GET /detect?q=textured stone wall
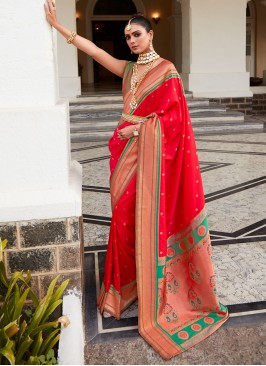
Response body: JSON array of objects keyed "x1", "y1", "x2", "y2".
[
  {"x1": 209, "y1": 94, "x2": 266, "y2": 115},
  {"x1": 209, "y1": 97, "x2": 253, "y2": 115},
  {"x1": 0, "y1": 217, "x2": 83, "y2": 298},
  {"x1": 251, "y1": 94, "x2": 266, "y2": 115}
]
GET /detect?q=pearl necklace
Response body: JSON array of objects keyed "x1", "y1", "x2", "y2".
[
  {"x1": 130, "y1": 61, "x2": 154, "y2": 110},
  {"x1": 137, "y1": 50, "x2": 160, "y2": 65}
]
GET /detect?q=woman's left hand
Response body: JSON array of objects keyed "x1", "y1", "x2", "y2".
[{"x1": 118, "y1": 124, "x2": 140, "y2": 140}]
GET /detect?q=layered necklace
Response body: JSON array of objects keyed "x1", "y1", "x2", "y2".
[
  {"x1": 137, "y1": 50, "x2": 160, "y2": 65},
  {"x1": 130, "y1": 50, "x2": 160, "y2": 110}
]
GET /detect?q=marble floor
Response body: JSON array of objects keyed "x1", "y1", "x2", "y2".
[{"x1": 71, "y1": 130, "x2": 266, "y2": 347}]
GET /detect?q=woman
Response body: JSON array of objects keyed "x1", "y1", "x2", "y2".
[{"x1": 45, "y1": 1, "x2": 229, "y2": 360}]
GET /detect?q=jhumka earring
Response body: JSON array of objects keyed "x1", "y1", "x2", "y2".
[{"x1": 149, "y1": 42, "x2": 153, "y2": 51}]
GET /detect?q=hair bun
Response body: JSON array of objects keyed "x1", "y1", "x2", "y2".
[{"x1": 132, "y1": 12, "x2": 145, "y2": 17}]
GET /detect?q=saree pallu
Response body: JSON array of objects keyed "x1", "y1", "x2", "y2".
[{"x1": 97, "y1": 59, "x2": 229, "y2": 360}]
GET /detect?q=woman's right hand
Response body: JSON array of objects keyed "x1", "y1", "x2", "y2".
[{"x1": 44, "y1": 0, "x2": 59, "y2": 28}]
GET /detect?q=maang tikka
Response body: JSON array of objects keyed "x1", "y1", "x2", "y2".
[{"x1": 126, "y1": 17, "x2": 135, "y2": 31}]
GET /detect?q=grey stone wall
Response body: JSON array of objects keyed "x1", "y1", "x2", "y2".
[{"x1": 0, "y1": 217, "x2": 83, "y2": 298}]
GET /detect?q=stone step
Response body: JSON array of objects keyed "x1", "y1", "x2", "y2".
[
  {"x1": 70, "y1": 92, "x2": 194, "y2": 104},
  {"x1": 69, "y1": 92, "x2": 264, "y2": 142},
  {"x1": 69, "y1": 99, "x2": 211, "y2": 113},
  {"x1": 70, "y1": 110, "x2": 245, "y2": 130},
  {"x1": 70, "y1": 120, "x2": 264, "y2": 142},
  {"x1": 191, "y1": 110, "x2": 245, "y2": 122}
]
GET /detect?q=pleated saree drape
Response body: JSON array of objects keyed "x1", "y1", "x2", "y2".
[{"x1": 97, "y1": 59, "x2": 229, "y2": 360}]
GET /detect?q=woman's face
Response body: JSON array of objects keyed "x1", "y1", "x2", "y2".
[{"x1": 124, "y1": 23, "x2": 153, "y2": 54}]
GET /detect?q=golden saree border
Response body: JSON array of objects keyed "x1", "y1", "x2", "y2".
[
  {"x1": 122, "y1": 59, "x2": 180, "y2": 116},
  {"x1": 136, "y1": 115, "x2": 182, "y2": 359},
  {"x1": 135, "y1": 115, "x2": 229, "y2": 360},
  {"x1": 97, "y1": 281, "x2": 137, "y2": 320},
  {"x1": 110, "y1": 138, "x2": 138, "y2": 210}
]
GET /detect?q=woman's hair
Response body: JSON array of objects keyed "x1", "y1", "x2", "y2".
[{"x1": 128, "y1": 13, "x2": 153, "y2": 32}]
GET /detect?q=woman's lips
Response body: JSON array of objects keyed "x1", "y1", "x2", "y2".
[{"x1": 132, "y1": 46, "x2": 138, "y2": 50}]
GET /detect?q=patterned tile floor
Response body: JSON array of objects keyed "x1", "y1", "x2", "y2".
[{"x1": 71, "y1": 130, "x2": 266, "y2": 353}]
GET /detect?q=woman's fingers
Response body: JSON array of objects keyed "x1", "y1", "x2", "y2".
[
  {"x1": 44, "y1": 2, "x2": 49, "y2": 15},
  {"x1": 118, "y1": 124, "x2": 139, "y2": 140},
  {"x1": 44, "y1": 0, "x2": 57, "y2": 26}
]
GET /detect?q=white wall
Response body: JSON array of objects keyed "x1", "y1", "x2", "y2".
[
  {"x1": 57, "y1": 0, "x2": 81, "y2": 97},
  {"x1": 0, "y1": 0, "x2": 82, "y2": 222}
]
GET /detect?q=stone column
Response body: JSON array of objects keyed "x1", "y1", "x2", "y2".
[
  {"x1": 57, "y1": 0, "x2": 81, "y2": 97},
  {"x1": 179, "y1": 0, "x2": 252, "y2": 97},
  {"x1": 169, "y1": 0, "x2": 182, "y2": 71},
  {"x1": 0, "y1": 0, "x2": 83, "y2": 297}
]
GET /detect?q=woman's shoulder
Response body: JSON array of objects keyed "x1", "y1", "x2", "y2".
[{"x1": 157, "y1": 58, "x2": 181, "y2": 76}]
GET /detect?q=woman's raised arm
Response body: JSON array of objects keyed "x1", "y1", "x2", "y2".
[{"x1": 44, "y1": 0, "x2": 127, "y2": 78}]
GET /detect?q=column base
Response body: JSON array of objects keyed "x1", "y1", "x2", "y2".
[
  {"x1": 0, "y1": 160, "x2": 82, "y2": 222},
  {"x1": 181, "y1": 72, "x2": 253, "y2": 98},
  {"x1": 59, "y1": 76, "x2": 81, "y2": 98}
]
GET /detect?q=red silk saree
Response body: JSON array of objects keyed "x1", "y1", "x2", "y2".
[{"x1": 97, "y1": 59, "x2": 229, "y2": 360}]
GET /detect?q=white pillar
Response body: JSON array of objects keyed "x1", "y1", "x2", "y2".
[
  {"x1": 57, "y1": 0, "x2": 81, "y2": 97},
  {"x1": 0, "y1": 0, "x2": 82, "y2": 222},
  {"x1": 179, "y1": 0, "x2": 252, "y2": 97}
]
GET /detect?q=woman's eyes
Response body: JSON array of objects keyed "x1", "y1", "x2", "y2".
[{"x1": 125, "y1": 33, "x2": 141, "y2": 40}]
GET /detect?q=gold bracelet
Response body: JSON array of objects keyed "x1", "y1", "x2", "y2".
[
  {"x1": 133, "y1": 126, "x2": 139, "y2": 137},
  {"x1": 67, "y1": 31, "x2": 77, "y2": 44}
]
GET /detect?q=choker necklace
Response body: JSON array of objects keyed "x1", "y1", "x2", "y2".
[{"x1": 137, "y1": 50, "x2": 160, "y2": 65}]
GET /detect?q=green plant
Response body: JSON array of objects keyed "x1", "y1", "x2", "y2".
[{"x1": 0, "y1": 239, "x2": 69, "y2": 365}]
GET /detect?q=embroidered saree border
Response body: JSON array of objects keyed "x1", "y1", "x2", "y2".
[
  {"x1": 134, "y1": 68, "x2": 229, "y2": 359},
  {"x1": 134, "y1": 72, "x2": 180, "y2": 112},
  {"x1": 98, "y1": 281, "x2": 137, "y2": 320},
  {"x1": 136, "y1": 116, "x2": 181, "y2": 359},
  {"x1": 110, "y1": 138, "x2": 138, "y2": 210}
]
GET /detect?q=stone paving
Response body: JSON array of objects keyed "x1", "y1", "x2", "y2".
[{"x1": 70, "y1": 90, "x2": 266, "y2": 364}]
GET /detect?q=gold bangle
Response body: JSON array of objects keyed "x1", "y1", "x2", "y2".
[{"x1": 67, "y1": 31, "x2": 77, "y2": 44}]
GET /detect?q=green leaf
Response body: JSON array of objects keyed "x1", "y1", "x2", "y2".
[
  {"x1": 16, "y1": 336, "x2": 33, "y2": 363},
  {"x1": 12, "y1": 287, "x2": 30, "y2": 321},
  {"x1": 5, "y1": 271, "x2": 27, "y2": 302},
  {"x1": 13, "y1": 283, "x2": 20, "y2": 309},
  {"x1": 28, "y1": 355, "x2": 41, "y2": 365},
  {"x1": 50, "y1": 279, "x2": 69, "y2": 305},
  {"x1": 26, "y1": 276, "x2": 60, "y2": 336},
  {"x1": 0, "y1": 261, "x2": 8, "y2": 287},
  {"x1": 0, "y1": 346, "x2": 15, "y2": 365},
  {"x1": 39, "y1": 328, "x2": 60, "y2": 355},
  {"x1": 38, "y1": 354, "x2": 46, "y2": 363},
  {"x1": 0, "y1": 330, "x2": 9, "y2": 346},
  {"x1": 16, "y1": 320, "x2": 27, "y2": 347},
  {"x1": 42, "y1": 299, "x2": 62, "y2": 324},
  {"x1": 31, "y1": 331, "x2": 43, "y2": 356},
  {"x1": 44, "y1": 333, "x2": 60, "y2": 357},
  {"x1": 29, "y1": 321, "x2": 59, "y2": 338},
  {"x1": 1, "y1": 238, "x2": 8, "y2": 250},
  {"x1": 27, "y1": 287, "x2": 39, "y2": 308},
  {"x1": 47, "y1": 349, "x2": 55, "y2": 359}
]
